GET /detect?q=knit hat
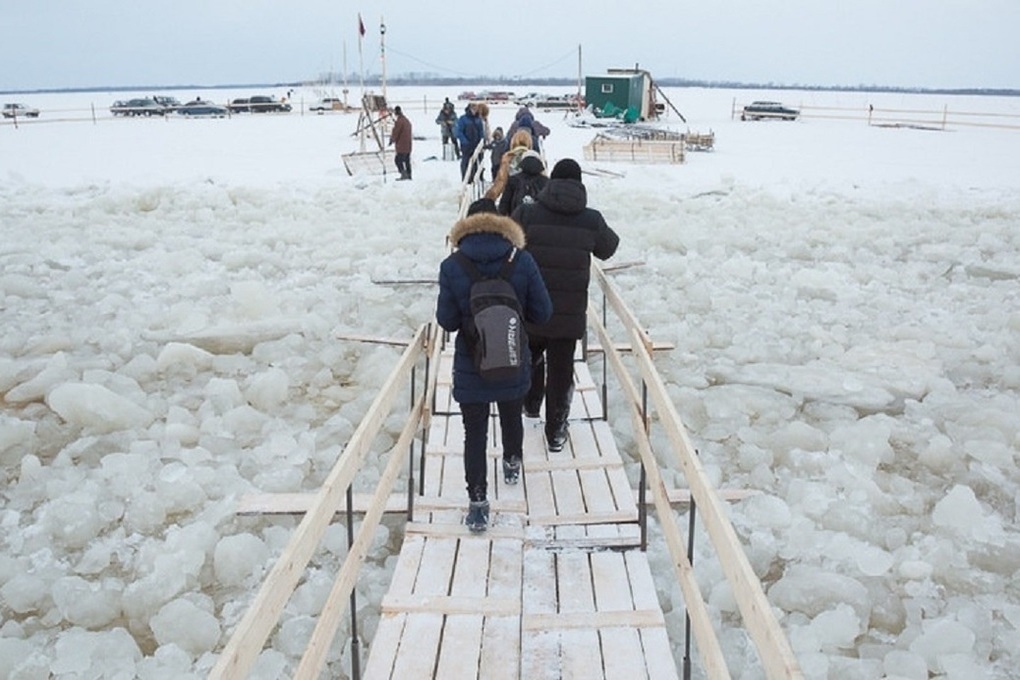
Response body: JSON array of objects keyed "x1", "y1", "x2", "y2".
[
  {"x1": 551, "y1": 158, "x2": 582, "y2": 181},
  {"x1": 467, "y1": 198, "x2": 497, "y2": 216}
]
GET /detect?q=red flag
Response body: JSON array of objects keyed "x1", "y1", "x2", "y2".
[{"x1": 358, "y1": 14, "x2": 366, "y2": 37}]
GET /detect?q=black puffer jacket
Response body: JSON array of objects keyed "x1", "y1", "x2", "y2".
[{"x1": 511, "y1": 178, "x2": 620, "y2": 339}]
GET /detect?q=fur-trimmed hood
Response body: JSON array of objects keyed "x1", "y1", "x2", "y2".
[{"x1": 449, "y1": 212, "x2": 526, "y2": 249}]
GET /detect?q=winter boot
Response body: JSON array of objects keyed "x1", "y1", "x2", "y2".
[
  {"x1": 546, "y1": 421, "x2": 568, "y2": 452},
  {"x1": 466, "y1": 500, "x2": 490, "y2": 532},
  {"x1": 502, "y1": 457, "x2": 521, "y2": 485}
]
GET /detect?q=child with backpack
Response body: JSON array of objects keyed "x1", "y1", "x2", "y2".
[{"x1": 436, "y1": 198, "x2": 552, "y2": 532}]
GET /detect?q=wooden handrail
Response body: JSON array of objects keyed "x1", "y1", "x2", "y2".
[
  {"x1": 588, "y1": 264, "x2": 803, "y2": 679},
  {"x1": 210, "y1": 324, "x2": 433, "y2": 679}
]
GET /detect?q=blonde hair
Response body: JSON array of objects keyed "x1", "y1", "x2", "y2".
[{"x1": 509, "y1": 129, "x2": 532, "y2": 151}]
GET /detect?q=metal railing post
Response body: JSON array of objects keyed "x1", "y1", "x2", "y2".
[{"x1": 345, "y1": 486, "x2": 361, "y2": 680}]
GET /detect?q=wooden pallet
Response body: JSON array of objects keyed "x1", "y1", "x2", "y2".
[{"x1": 582, "y1": 136, "x2": 685, "y2": 165}]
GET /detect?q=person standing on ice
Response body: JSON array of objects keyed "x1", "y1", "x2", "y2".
[
  {"x1": 389, "y1": 106, "x2": 413, "y2": 180},
  {"x1": 435, "y1": 198, "x2": 552, "y2": 532},
  {"x1": 506, "y1": 105, "x2": 549, "y2": 152},
  {"x1": 511, "y1": 158, "x2": 619, "y2": 453},
  {"x1": 435, "y1": 99, "x2": 460, "y2": 159}
]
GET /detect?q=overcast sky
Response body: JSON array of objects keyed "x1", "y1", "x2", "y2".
[{"x1": 3, "y1": 1, "x2": 1018, "y2": 92}]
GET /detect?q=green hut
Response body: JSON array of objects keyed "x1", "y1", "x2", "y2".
[{"x1": 584, "y1": 70, "x2": 648, "y2": 122}]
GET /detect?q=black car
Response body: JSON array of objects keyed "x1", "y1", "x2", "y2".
[
  {"x1": 248, "y1": 95, "x2": 292, "y2": 113},
  {"x1": 741, "y1": 101, "x2": 799, "y2": 121},
  {"x1": 228, "y1": 98, "x2": 251, "y2": 114},
  {"x1": 110, "y1": 98, "x2": 167, "y2": 117}
]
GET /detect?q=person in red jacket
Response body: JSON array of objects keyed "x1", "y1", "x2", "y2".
[{"x1": 389, "y1": 106, "x2": 413, "y2": 180}]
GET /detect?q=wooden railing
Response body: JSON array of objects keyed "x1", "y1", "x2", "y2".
[
  {"x1": 588, "y1": 263, "x2": 803, "y2": 679},
  {"x1": 210, "y1": 323, "x2": 440, "y2": 680}
]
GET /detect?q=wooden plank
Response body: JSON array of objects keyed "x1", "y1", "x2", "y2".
[
  {"x1": 550, "y1": 468, "x2": 585, "y2": 517},
  {"x1": 602, "y1": 626, "x2": 648, "y2": 680},
  {"x1": 591, "y1": 551, "x2": 634, "y2": 612},
  {"x1": 479, "y1": 616, "x2": 521, "y2": 680},
  {"x1": 388, "y1": 612, "x2": 444, "y2": 678},
  {"x1": 405, "y1": 522, "x2": 526, "y2": 541},
  {"x1": 382, "y1": 595, "x2": 519, "y2": 616},
  {"x1": 523, "y1": 609, "x2": 667, "y2": 631},
  {"x1": 436, "y1": 614, "x2": 485, "y2": 680},
  {"x1": 360, "y1": 613, "x2": 404, "y2": 679}
]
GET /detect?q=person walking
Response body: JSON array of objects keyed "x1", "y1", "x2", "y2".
[
  {"x1": 484, "y1": 129, "x2": 533, "y2": 205},
  {"x1": 497, "y1": 150, "x2": 547, "y2": 216},
  {"x1": 506, "y1": 105, "x2": 550, "y2": 152},
  {"x1": 511, "y1": 158, "x2": 619, "y2": 452},
  {"x1": 389, "y1": 106, "x2": 413, "y2": 180},
  {"x1": 455, "y1": 103, "x2": 485, "y2": 183},
  {"x1": 436, "y1": 199, "x2": 552, "y2": 532}
]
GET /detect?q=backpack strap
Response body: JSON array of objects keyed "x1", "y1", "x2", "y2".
[
  {"x1": 454, "y1": 250, "x2": 483, "y2": 282},
  {"x1": 455, "y1": 249, "x2": 518, "y2": 282},
  {"x1": 498, "y1": 248, "x2": 518, "y2": 280}
]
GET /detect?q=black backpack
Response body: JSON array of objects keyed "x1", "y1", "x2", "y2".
[
  {"x1": 455, "y1": 250, "x2": 526, "y2": 382},
  {"x1": 512, "y1": 174, "x2": 547, "y2": 212}
]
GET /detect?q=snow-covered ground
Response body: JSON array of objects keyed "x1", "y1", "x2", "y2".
[{"x1": 2, "y1": 84, "x2": 1019, "y2": 679}]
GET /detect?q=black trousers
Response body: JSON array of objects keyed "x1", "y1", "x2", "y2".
[
  {"x1": 395, "y1": 152, "x2": 411, "y2": 177},
  {"x1": 525, "y1": 336, "x2": 576, "y2": 435},
  {"x1": 460, "y1": 398, "x2": 523, "y2": 501}
]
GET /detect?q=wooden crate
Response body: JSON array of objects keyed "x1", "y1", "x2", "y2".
[{"x1": 583, "y1": 136, "x2": 685, "y2": 164}]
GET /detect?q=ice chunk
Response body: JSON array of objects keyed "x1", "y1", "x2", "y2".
[
  {"x1": 909, "y1": 618, "x2": 976, "y2": 673},
  {"x1": 1, "y1": 572, "x2": 48, "y2": 614},
  {"x1": 810, "y1": 603, "x2": 862, "y2": 650},
  {"x1": 46, "y1": 382, "x2": 154, "y2": 433},
  {"x1": 245, "y1": 367, "x2": 290, "y2": 412},
  {"x1": 214, "y1": 533, "x2": 269, "y2": 587},
  {"x1": 50, "y1": 627, "x2": 141, "y2": 677},
  {"x1": 150, "y1": 598, "x2": 222, "y2": 657},
  {"x1": 156, "y1": 342, "x2": 215, "y2": 373},
  {"x1": 769, "y1": 565, "x2": 871, "y2": 620},
  {"x1": 51, "y1": 575, "x2": 121, "y2": 628},
  {"x1": 882, "y1": 649, "x2": 928, "y2": 679}
]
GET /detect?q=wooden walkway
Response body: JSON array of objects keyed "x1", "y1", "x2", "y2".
[{"x1": 362, "y1": 345, "x2": 680, "y2": 679}]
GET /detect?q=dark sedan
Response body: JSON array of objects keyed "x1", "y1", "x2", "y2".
[
  {"x1": 741, "y1": 101, "x2": 800, "y2": 121},
  {"x1": 176, "y1": 100, "x2": 228, "y2": 117},
  {"x1": 110, "y1": 98, "x2": 166, "y2": 117},
  {"x1": 248, "y1": 95, "x2": 291, "y2": 113}
]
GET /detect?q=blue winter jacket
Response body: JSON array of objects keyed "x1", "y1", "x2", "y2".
[
  {"x1": 437, "y1": 212, "x2": 552, "y2": 404},
  {"x1": 454, "y1": 108, "x2": 485, "y2": 155}
]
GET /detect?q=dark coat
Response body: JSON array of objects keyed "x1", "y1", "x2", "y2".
[
  {"x1": 511, "y1": 178, "x2": 619, "y2": 339},
  {"x1": 506, "y1": 107, "x2": 550, "y2": 149},
  {"x1": 437, "y1": 213, "x2": 553, "y2": 404},
  {"x1": 498, "y1": 153, "x2": 547, "y2": 216},
  {"x1": 390, "y1": 113, "x2": 412, "y2": 154},
  {"x1": 454, "y1": 108, "x2": 485, "y2": 154}
]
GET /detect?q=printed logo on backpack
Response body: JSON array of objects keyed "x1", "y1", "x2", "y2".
[{"x1": 455, "y1": 250, "x2": 527, "y2": 382}]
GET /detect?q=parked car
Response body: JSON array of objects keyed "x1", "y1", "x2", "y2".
[
  {"x1": 153, "y1": 96, "x2": 181, "y2": 111},
  {"x1": 248, "y1": 95, "x2": 291, "y2": 113},
  {"x1": 475, "y1": 90, "x2": 514, "y2": 102},
  {"x1": 176, "y1": 100, "x2": 228, "y2": 117},
  {"x1": 227, "y1": 98, "x2": 250, "y2": 114},
  {"x1": 741, "y1": 101, "x2": 799, "y2": 121},
  {"x1": 3, "y1": 103, "x2": 40, "y2": 119},
  {"x1": 456, "y1": 91, "x2": 476, "y2": 101},
  {"x1": 310, "y1": 97, "x2": 344, "y2": 112},
  {"x1": 110, "y1": 98, "x2": 166, "y2": 117}
]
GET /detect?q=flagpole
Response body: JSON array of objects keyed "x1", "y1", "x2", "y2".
[
  {"x1": 357, "y1": 13, "x2": 366, "y2": 94},
  {"x1": 380, "y1": 17, "x2": 387, "y2": 104}
]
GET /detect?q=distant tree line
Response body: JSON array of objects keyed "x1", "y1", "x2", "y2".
[{"x1": 6, "y1": 75, "x2": 1016, "y2": 99}]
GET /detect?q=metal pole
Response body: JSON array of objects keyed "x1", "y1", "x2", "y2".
[
  {"x1": 683, "y1": 497, "x2": 697, "y2": 680},
  {"x1": 639, "y1": 380, "x2": 649, "y2": 550},
  {"x1": 346, "y1": 486, "x2": 361, "y2": 680}
]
